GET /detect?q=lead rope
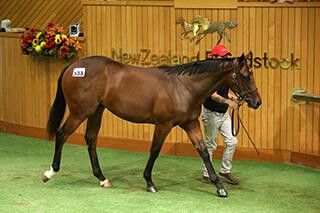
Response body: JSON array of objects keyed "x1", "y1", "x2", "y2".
[
  {"x1": 231, "y1": 108, "x2": 240, "y2": 136},
  {"x1": 230, "y1": 60, "x2": 260, "y2": 155},
  {"x1": 231, "y1": 107, "x2": 260, "y2": 155}
]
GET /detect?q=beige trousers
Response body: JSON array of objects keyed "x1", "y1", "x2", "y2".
[{"x1": 202, "y1": 107, "x2": 238, "y2": 176}]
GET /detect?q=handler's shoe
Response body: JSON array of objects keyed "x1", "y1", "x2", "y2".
[{"x1": 219, "y1": 172, "x2": 239, "y2": 185}]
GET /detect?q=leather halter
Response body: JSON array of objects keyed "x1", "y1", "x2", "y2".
[{"x1": 231, "y1": 59, "x2": 258, "y2": 102}]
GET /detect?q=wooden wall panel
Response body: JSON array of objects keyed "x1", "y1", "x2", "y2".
[
  {"x1": 0, "y1": 1, "x2": 319, "y2": 158},
  {"x1": 0, "y1": 35, "x2": 49, "y2": 127},
  {"x1": 0, "y1": 0, "x2": 82, "y2": 30}
]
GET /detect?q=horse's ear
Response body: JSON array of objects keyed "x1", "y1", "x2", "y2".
[
  {"x1": 245, "y1": 50, "x2": 252, "y2": 59},
  {"x1": 239, "y1": 53, "x2": 245, "y2": 64}
]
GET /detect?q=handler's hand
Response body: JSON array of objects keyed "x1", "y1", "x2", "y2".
[
  {"x1": 226, "y1": 99, "x2": 239, "y2": 109},
  {"x1": 230, "y1": 96, "x2": 244, "y2": 107}
]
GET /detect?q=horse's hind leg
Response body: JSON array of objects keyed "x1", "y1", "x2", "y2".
[
  {"x1": 84, "y1": 105, "x2": 111, "y2": 188},
  {"x1": 43, "y1": 115, "x2": 84, "y2": 182},
  {"x1": 143, "y1": 123, "x2": 172, "y2": 192}
]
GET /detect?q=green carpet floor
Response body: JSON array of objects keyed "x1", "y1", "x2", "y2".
[{"x1": 0, "y1": 132, "x2": 319, "y2": 213}]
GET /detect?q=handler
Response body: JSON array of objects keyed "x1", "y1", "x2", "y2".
[{"x1": 202, "y1": 44, "x2": 242, "y2": 185}]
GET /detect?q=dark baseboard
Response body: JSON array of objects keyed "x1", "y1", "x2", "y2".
[{"x1": 291, "y1": 152, "x2": 320, "y2": 169}]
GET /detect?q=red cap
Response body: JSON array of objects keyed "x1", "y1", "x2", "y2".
[{"x1": 208, "y1": 44, "x2": 231, "y2": 57}]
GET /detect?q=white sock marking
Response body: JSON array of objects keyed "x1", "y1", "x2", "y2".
[
  {"x1": 44, "y1": 166, "x2": 56, "y2": 179},
  {"x1": 100, "y1": 179, "x2": 110, "y2": 187}
]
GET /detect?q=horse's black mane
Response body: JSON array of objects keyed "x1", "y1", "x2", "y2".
[{"x1": 158, "y1": 57, "x2": 236, "y2": 76}]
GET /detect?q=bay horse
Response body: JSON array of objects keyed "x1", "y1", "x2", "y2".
[{"x1": 43, "y1": 53, "x2": 261, "y2": 197}]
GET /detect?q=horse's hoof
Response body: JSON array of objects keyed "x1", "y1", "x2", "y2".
[
  {"x1": 43, "y1": 166, "x2": 55, "y2": 183},
  {"x1": 146, "y1": 186, "x2": 158, "y2": 193},
  {"x1": 42, "y1": 175, "x2": 50, "y2": 183},
  {"x1": 100, "y1": 179, "x2": 112, "y2": 188},
  {"x1": 217, "y1": 188, "x2": 228, "y2": 197}
]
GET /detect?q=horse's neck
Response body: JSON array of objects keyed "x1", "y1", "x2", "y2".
[{"x1": 177, "y1": 70, "x2": 228, "y2": 108}]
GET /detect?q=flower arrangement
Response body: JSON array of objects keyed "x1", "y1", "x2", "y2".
[{"x1": 20, "y1": 22, "x2": 81, "y2": 62}]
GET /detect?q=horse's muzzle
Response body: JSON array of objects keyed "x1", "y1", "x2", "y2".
[{"x1": 247, "y1": 98, "x2": 261, "y2": 109}]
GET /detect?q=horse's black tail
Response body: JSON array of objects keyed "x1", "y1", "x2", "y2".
[{"x1": 47, "y1": 65, "x2": 69, "y2": 138}]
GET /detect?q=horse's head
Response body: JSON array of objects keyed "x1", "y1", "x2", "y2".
[{"x1": 226, "y1": 52, "x2": 261, "y2": 109}]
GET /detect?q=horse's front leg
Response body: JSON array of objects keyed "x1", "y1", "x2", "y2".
[
  {"x1": 143, "y1": 123, "x2": 172, "y2": 192},
  {"x1": 180, "y1": 119, "x2": 228, "y2": 197}
]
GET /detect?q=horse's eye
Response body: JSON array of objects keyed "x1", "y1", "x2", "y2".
[
  {"x1": 242, "y1": 73, "x2": 250, "y2": 80},
  {"x1": 242, "y1": 68, "x2": 253, "y2": 80}
]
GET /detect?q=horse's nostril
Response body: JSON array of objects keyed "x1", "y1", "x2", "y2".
[{"x1": 256, "y1": 100, "x2": 261, "y2": 107}]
